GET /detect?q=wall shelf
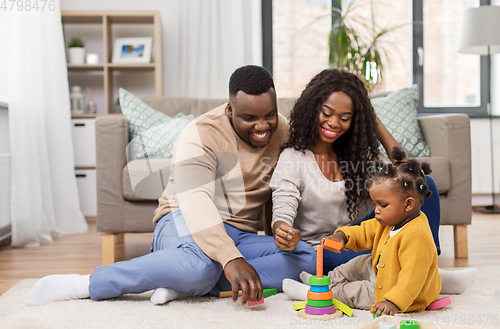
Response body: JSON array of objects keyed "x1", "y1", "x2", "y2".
[
  {"x1": 62, "y1": 10, "x2": 163, "y2": 117},
  {"x1": 62, "y1": 10, "x2": 163, "y2": 217},
  {"x1": 67, "y1": 64, "x2": 105, "y2": 71}
]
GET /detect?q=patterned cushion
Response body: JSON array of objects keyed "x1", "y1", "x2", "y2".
[
  {"x1": 119, "y1": 88, "x2": 190, "y2": 160},
  {"x1": 371, "y1": 85, "x2": 431, "y2": 157}
]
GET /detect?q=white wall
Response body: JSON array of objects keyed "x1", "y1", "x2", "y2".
[
  {"x1": 470, "y1": 118, "x2": 500, "y2": 206},
  {"x1": 493, "y1": 54, "x2": 500, "y2": 115},
  {"x1": 492, "y1": 0, "x2": 500, "y2": 115},
  {"x1": 470, "y1": 0, "x2": 500, "y2": 205}
]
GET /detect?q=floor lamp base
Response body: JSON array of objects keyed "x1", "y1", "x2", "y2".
[{"x1": 475, "y1": 205, "x2": 500, "y2": 214}]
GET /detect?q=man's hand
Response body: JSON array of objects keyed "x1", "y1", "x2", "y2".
[
  {"x1": 372, "y1": 300, "x2": 399, "y2": 316},
  {"x1": 224, "y1": 258, "x2": 263, "y2": 305},
  {"x1": 273, "y1": 222, "x2": 301, "y2": 251},
  {"x1": 321, "y1": 232, "x2": 346, "y2": 251}
]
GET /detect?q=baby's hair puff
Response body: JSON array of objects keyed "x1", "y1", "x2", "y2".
[{"x1": 373, "y1": 146, "x2": 432, "y2": 202}]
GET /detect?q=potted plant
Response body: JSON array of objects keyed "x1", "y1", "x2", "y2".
[
  {"x1": 328, "y1": 0, "x2": 408, "y2": 91},
  {"x1": 68, "y1": 37, "x2": 85, "y2": 64}
]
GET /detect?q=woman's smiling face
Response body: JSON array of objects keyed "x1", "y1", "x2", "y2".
[{"x1": 316, "y1": 91, "x2": 354, "y2": 145}]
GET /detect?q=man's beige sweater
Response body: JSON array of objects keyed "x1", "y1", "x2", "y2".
[{"x1": 152, "y1": 105, "x2": 289, "y2": 267}]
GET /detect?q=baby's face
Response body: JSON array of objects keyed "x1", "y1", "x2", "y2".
[{"x1": 369, "y1": 180, "x2": 408, "y2": 228}]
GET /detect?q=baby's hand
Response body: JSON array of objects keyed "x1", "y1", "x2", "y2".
[
  {"x1": 372, "y1": 300, "x2": 399, "y2": 316},
  {"x1": 321, "y1": 232, "x2": 346, "y2": 251},
  {"x1": 274, "y1": 223, "x2": 301, "y2": 251}
]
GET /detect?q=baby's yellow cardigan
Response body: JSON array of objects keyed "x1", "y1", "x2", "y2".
[{"x1": 336, "y1": 212, "x2": 441, "y2": 312}]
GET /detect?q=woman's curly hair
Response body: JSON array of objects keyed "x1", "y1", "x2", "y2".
[{"x1": 282, "y1": 68, "x2": 380, "y2": 223}]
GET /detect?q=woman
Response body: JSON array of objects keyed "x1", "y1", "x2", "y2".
[{"x1": 270, "y1": 68, "x2": 441, "y2": 272}]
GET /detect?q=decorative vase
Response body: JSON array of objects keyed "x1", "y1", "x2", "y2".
[
  {"x1": 70, "y1": 86, "x2": 85, "y2": 114},
  {"x1": 68, "y1": 47, "x2": 85, "y2": 64}
]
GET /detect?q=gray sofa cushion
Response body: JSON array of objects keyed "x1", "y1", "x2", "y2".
[
  {"x1": 123, "y1": 159, "x2": 171, "y2": 201},
  {"x1": 417, "y1": 156, "x2": 450, "y2": 194}
]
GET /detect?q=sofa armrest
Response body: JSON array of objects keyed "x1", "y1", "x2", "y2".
[
  {"x1": 418, "y1": 114, "x2": 472, "y2": 225},
  {"x1": 95, "y1": 115, "x2": 129, "y2": 232}
]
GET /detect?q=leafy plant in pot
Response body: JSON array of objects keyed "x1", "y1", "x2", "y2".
[
  {"x1": 329, "y1": 0, "x2": 408, "y2": 92},
  {"x1": 68, "y1": 37, "x2": 86, "y2": 65}
]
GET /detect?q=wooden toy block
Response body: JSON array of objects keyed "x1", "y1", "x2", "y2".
[
  {"x1": 218, "y1": 290, "x2": 242, "y2": 298},
  {"x1": 425, "y1": 296, "x2": 451, "y2": 310},
  {"x1": 297, "y1": 309, "x2": 342, "y2": 320},
  {"x1": 332, "y1": 298, "x2": 354, "y2": 316},
  {"x1": 317, "y1": 245, "x2": 324, "y2": 278},
  {"x1": 309, "y1": 275, "x2": 330, "y2": 286},
  {"x1": 247, "y1": 297, "x2": 264, "y2": 306},
  {"x1": 305, "y1": 304, "x2": 335, "y2": 315},
  {"x1": 263, "y1": 288, "x2": 278, "y2": 298},
  {"x1": 310, "y1": 285, "x2": 330, "y2": 293},
  {"x1": 323, "y1": 239, "x2": 342, "y2": 253},
  {"x1": 355, "y1": 315, "x2": 483, "y2": 329},
  {"x1": 293, "y1": 301, "x2": 306, "y2": 311},
  {"x1": 307, "y1": 290, "x2": 333, "y2": 301},
  {"x1": 399, "y1": 320, "x2": 419, "y2": 329},
  {"x1": 307, "y1": 299, "x2": 333, "y2": 307},
  {"x1": 220, "y1": 288, "x2": 277, "y2": 299}
]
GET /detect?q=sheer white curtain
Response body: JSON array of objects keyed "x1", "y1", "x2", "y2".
[
  {"x1": 5, "y1": 1, "x2": 88, "y2": 247},
  {"x1": 178, "y1": 0, "x2": 262, "y2": 98}
]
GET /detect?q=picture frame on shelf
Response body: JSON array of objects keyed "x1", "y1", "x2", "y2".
[{"x1": 112, "y1": 37, "x2": 153, "y2": 63}]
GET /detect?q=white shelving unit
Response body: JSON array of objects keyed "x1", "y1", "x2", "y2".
[{"x1": 62, "y1": 11, "x2": 163, "y2": 217}]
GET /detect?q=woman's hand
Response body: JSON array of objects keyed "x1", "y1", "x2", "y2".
[
  {"x1": 273, "y1": 222, "x2": 301, "y2": 251},
  {"x1": 372, "y1": 300, "x2": 400, "y2": 316},
  {"x1": 321, "y1": 232, "x2": 347, "y2": 251}
]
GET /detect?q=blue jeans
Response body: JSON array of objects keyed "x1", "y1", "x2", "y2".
[
  {"x1": 89, "y1": 209, "x2": 316, "y2": 300},
  {"x1": 322, "y1": 175, "x2": 441, "y2": 274}
]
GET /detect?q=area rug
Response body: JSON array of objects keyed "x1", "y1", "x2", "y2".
[{"x1": 1, "y1": 267, "x2": 499, "y2": 329}]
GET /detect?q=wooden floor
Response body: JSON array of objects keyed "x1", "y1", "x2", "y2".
[{"x1": 1, "y1": 211, "x2": 499, "y2": 295}]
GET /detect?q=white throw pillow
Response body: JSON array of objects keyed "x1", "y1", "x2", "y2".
[
  {"x1": 371, "y1": 85, "x2": 431, "y2": 157},
  {"x1": 119, "y1": 88, "x2": 190, "y2": 160}
]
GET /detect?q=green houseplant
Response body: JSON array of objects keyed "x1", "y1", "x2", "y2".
[
  {"x1": 68, "y1": 37, "x2": 85, "y2": 48},
  {"x1": 328, "y1": 0, "x2": 408, "y2": 91},
  {"x1": 68, "y1": 37, "x2": 86, "y2": 64}
]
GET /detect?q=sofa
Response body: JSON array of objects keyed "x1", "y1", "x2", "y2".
[{"x1": 95, "y1": 95, "x2": 471, "y2": 265}]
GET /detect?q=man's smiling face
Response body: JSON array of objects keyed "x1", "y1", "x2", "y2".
[{"x1": 226, "y1": 88, "x2": 278, "y2": 148}]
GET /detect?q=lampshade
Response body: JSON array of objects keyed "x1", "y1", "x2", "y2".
[{"x1": 457, "y1": 5, "x2": 500, "y2": 55}]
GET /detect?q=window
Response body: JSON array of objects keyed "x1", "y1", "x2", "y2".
[
  {"x1": 264, "y1": 0, "x2": 489, "y2": 115},
  {"x1": 333, "y1": 0, "x2": 412, "y2": 93},
  {"x1": 414, "y1": 0, "x2": 488, "y2": 115},
  {"x1": 271, "y1": 0, "x2": 332, "y2": 98}
]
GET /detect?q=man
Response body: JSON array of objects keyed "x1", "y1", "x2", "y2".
[{"x1": 28, "y1": 65, "x2": 316, "y2": 306}]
